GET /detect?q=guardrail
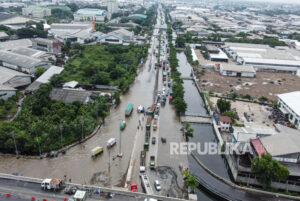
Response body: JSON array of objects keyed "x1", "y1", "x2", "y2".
[{"x1": 0, "y1": 173, "x2": 186, "y2": 201}]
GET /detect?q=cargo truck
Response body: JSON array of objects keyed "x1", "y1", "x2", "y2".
[
  {"x1": 147, "y1": 104, "x2": 156, "y2": 116},
  {"x1": 41, "y1": 178, "x2": 64, "y2": 190},
  {"x1": 146, "y1": 116, "x2": 152, "y2": 130},
  {"x1": 140, "y1": 151, "x2": 146, "y2": 173},
  {"x1": 91, "y1": 146, "x2": 104, "y2": 158}
]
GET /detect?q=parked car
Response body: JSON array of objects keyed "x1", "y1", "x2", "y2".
[
  {"x1": 161, "y1": 137, "x2": 166, "y2": 143},
  {"x1": 154, "y1": 180, "x2": 161, "y2": 191},
  {"x1": 152, "y1": 137, "x2": 156, "y2": 145}
]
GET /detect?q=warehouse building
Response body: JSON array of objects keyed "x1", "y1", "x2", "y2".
[
  {"x1": 32, "y1": 38, "x2": 62, "y2": 54},
  {"x1": 0, "y1": 50, "x2": 49, "y2": 74},
  {"x1": 49, "y1": 23, "x2": 94, "y2": 44},
  {"x1": 224, "y1": 43, "x2": 300, "y2": 72},
  {"x1": 96, "y1": 29, "x2": 134, "y2": 45},
  {"x1": 74, "y1": 9, "x2": 107, "y2": 22},
  {"x1": 0, "y1": 67, "x2": 32, "y2": 100},
  {"x1": 277, "y1": 91, "x2": 300, "y2": 129},
  {"x1": 50, "y1": 88, "x2": 92, "y2": 104},
  {"x1": 0, "y1": 39, "x2": 32, "y2": 50},
  {"x1": 22, "y1": 6, "x2": 51, "y2": 18},
  {"x1": 209, "y1": 48, "x2": 228, "y2": 62},
  {"x1": 219, "y1": 64, "x2": 256, "y2": 77}
]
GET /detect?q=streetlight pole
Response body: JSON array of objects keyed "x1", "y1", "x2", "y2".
[
  {"x1": 117, "y1": 119, "x2": 123, "y2": 158},
  {"x1": 11, "y1": 131, "x2": 19, "y2": 159}
]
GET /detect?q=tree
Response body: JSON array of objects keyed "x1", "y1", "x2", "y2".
[
  {"x1": 175, "y1": 36, "x2": 185, "y2": 48},
  {"x1": 174, "y1": 98, "x2": 187, "y2": 114},
  {"x1": 251, "y1": 153, "x2": 289, "y2": 188},
  {"x1": 217, "y1": 99, "x2": 231, "y2": 113},
  {"x1": 258, "y1": 96, "x2": 269, "y2": 103},
  {"x1": 35, "y1": 67, "x2": 46, "y2": 78},
  {"x1": 185, "y1": 175, "x2": 199, "y2": 192},
  {"x1": 184, "y1": 122, "x2": 194, "y2": 137},
  {"x1": 113, "y1": 91, "x2": 121, "y2": 106}
]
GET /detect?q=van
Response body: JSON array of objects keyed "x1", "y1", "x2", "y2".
[{"x1": 107, "y1": 138, "x2": 116, "y2": 148}]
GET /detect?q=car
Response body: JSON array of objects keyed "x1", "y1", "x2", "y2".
[
  {"x1": 154, "y1": 180, "x2": 161, "y2": 191},
  {"x1": 154, "y1": 114, "x2": 159, "y2": 120},
  {"x1": 161, "y1": 137, "x2": 166, "y2": 143},
  {"x1": 152, "y1": 137, "x2": 156, "y2": 145},
  {"x1": 162, "y1": 87, "x2": 166, "y2": 92}
]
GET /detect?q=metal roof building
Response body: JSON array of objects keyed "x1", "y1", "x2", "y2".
[
  {"x1": 50, "y1": 88, "x2": 92, "y2": 104},
  {"x1": 26, "y1": 66, "x2": 63, "y2": 92},
  {"x1": 0, "y1": 50, "x2": 49, "y2": 74},
  {"x1": 260, "y1": 133, "x2": 300, "y2": 163},
  {"x1": 0, "y1": 39, "x2": 32, "y2": 50}
]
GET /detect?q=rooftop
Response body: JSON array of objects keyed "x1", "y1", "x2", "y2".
[
  {"x1": 0, "y1": 50, "x2": 45, "y2": 69},
  {"x1": 250, "y1": 139, "x2": 267, "y2": 157},
  {"x1": 11, "y1": 47, "x2": 48, "y2": 58},
  {"x1": 220, "y1": 64, "x2": 256, "y2": 73},
  {"x1": 260, "y1": 133, "x2": 300, "y2": 156},
  {"x1": 0, "y1": 67, "x2": 31, "y2": 89},
  {"x1": 75, "y1": 8, "x2": 107, "y2": 16},
  {"x1": 277, "y1": 91, "x2": 300, "y2": 116},
  {"x1": 50, "y1": 88, "x2": 92, "y2": 104},
  {"x1": 36, "y1": 66, "x2": 63, "y2": 84},
  {"x1": 128, "y1": 14, "x2": 147, "y2": 19},
  {"x1": 219, "y1": 115, "x2": 232, "y2": 123},
  {"x1": 0, "y1": 39, "x2": 32, "y2": 50}
]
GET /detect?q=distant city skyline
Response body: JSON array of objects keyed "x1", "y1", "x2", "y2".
[{"x1": 239, "y1": 0, "x2": 300, "y2": 4}]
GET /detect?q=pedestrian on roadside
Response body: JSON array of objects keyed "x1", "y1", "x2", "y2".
[{"x1": 69, "y1": 178, "x2": 71, "y2": 183}]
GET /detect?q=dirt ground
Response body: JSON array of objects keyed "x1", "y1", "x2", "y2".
[
  {"x1": 210, "y1": 97, "x2": 274, "y2": 128},
  {"x1": 197, "y1": 68, "x2": 300, "y2": 100}
]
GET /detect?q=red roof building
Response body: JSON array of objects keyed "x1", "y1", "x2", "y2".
[{"x1": 250, "y1": 139, "x2": 267, "y2": 157}]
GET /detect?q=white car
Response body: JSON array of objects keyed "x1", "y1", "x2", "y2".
[
  {"x1": 162, "y1": 87, "x2": 166, "y2": 92},
  {"x1": 154, "y1": 180, "x2": 161, "y2": 191}
]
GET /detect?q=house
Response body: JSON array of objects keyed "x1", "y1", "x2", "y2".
[
  {"x1": 50, "y1": 88, "x2": 92, "y2": 104},
  {"x1": 74, "y1": 9, "x2": 107, "y2": 22},
  {"x1": 96, "y1": 29, "x2": 134, "y2": 45},
  {"x1": 0, "y1": 50, "x2": 50, "y2": 74},
  {"x1": 32, "y1": 38, "x2": 62, "y2": 55},
  {"x1": 277, "y1": 91, "x2": 300, "y2": 129},
  {"x1": 219, "y1": 115, "x2": 232, "y2": 132},
  {"x1": 0, "y1": 67, "x2": 32, "y2": 100},
  {"x1": 219, "y1": 64, "x2": 256, "y2": 78}
]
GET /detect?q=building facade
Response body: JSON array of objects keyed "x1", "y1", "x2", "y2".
[
  {"x1": 22, "y1": 6, "x2": 51, "y2": 18},
  {"x1": 74, "y1": 9, "x2": 107, "y2": 22},
  {"x1": 107, "y1": 0, "x2": 118, "y2": 19},
  {"x1": 32, "y1": 38, "x2": 61, "y2": 54},
  {"x1": 278, "y1": 91, "x2": 300, "y2": 129}
]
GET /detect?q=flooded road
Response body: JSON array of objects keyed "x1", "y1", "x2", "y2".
[{"x1": 0, "y1": 36, "x2": 161, "y2": 187}]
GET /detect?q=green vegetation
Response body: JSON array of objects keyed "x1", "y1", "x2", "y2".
[
  {"x1": 252, "y1": 153, "x2": 289, "y2": 188},
  {"x1": 0, "y1": 84, "x2": 111, "y2": 155},
  {"x1": 16, "y1": 21, "x2": 47, "y2": 38},
  {"x1": 45, "y1": 8, "x2": 74, "y2": 24},
  {"x1": 184, "y1": 122, "x2": 194, "y2": 137},
  {"x1": 175, "y1": 35, "x2": 185, "y2": 48},
  {"x1": 167, "y1": 21, "x2": 187, "y2": 114},
  {"x1": 35, "y1": 67, "x2": 46, "y2": 78},
  {"x1": 0, "y1": 93, "x2": 22, "y2": 120},
  {"x1": 182, "y1": 168, "x2": 199, "y2": 192},
  {"x1": 217, "y1": 99, "x2": 231, "y2": 113},
  {"x1": 225, "y1": 37, "x2": 286, "y2": 48},
  {"x1": 95, "y1": 23, "x2": 113, "y2": 33},
  {"x1": 0, "y1": 25, "x2": 14, "y2": 36},
  {"x1": 52, "y1": 44, "x2": 148, "y2": 92}
]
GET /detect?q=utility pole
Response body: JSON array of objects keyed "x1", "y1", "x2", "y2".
[
  {"x1": 11, "y1": 131, "x2": 19, "y2": 159},
  {"x1": 81, "y1": 116, "x2": 84, "y2": 141},
  {"x1": 59, "y1": 124, "x2": 63, "y2": 149},
  {"x1": 117, "y1": 119, "x2": 123, "y2": 157}
]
